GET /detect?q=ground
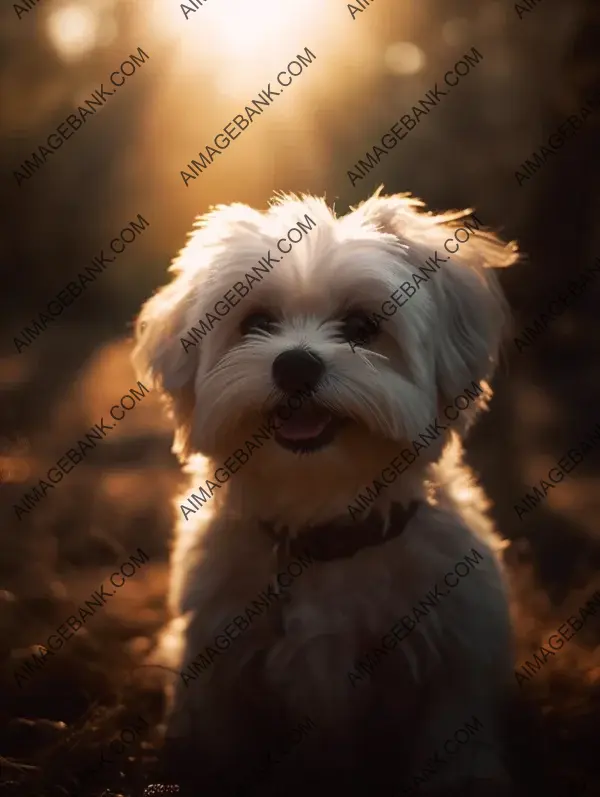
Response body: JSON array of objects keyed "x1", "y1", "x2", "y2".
[{"x1": 0, "y1": 333, "x2": 598, "y2": 797}]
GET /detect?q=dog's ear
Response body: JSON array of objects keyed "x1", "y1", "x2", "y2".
[
  {"x1": 357, "y1": 190, "x2": 519, "y2": 423},
  {"x1": 132, "y1": 203, "x2": 267, "y2": 459},
  {"x1": 427, "y1": 215, "x2": 518, "y2": 411},
  {"x1": 132, "y1": 270, "x2": 199, "y2": 459}
]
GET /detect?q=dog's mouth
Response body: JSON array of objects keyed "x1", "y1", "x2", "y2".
[{"x1": 271, "y1": 402, "x2": 343, "y2": 453}]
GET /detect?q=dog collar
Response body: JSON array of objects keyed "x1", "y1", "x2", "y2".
[{"x1": 260, "y1": 500, "x2": 421, "y2": 564}]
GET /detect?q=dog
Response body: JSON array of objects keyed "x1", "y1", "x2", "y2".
[{"x1": 133, "y1": 189, "x2": 519, "y2": 796}]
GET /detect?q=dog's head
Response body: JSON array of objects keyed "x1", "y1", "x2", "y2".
[{"x1": 133, "y1": 190, "x2": 517, "y2": 514}]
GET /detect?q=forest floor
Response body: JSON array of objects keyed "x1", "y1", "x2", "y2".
[{"x1": 0, "y1": 334, "x2": 598, "y2": 797}]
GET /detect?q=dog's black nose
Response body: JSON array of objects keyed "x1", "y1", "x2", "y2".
[{"x1": 271, "y1": 348, "x2": 325, "y2": 393}]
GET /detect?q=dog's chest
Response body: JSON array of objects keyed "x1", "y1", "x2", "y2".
[
  {"x1": 238, "y1": 549, "x2": 422, "y2": 721},
  {"x1": 193, "y1": 515, "x2": 498, "y2": 720}
]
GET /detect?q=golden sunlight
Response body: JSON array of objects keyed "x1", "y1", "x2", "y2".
[
  {"x1": 153, "y1": 0, "x2": 336, "y2": 86},
  {"x1": 204, "y1": 0, "x2": 323, "y2": 59},
  {"x1": 46, "y1": 3, "x2": 98, "y2": 62}
]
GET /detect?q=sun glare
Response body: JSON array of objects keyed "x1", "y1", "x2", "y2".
[
  {"x1": 208, "y1": 0, "x2": 318, "y2": 57},
  {"x1": 47, "y1": 3, "x2": 98, "y2": 62},
  {"x1": 153, "y1": 0, "x2": 333, "y2": 85}
]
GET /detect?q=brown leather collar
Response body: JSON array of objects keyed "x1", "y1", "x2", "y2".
[{"x1": 260, "y1": 501, "x2": 421, "y2": 563}]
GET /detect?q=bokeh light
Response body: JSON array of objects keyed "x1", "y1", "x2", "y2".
[
  {"x1": 46, "y1": 3, "x2": 98, "y2": 62},
  {"x1": 441, "y1": 17, "x2": 471, "y2": 47},
  {"x1": 384, "y1": 41, "x2": 426, "y2": 76}
]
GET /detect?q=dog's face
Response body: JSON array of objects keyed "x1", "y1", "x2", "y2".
[{"x1": 133, "y1": 191, "x2": 517, "y2": 506}]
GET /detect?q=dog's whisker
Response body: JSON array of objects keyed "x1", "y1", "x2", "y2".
[
  {"x1": 353, "y1": 347, "x2": 389, "y2": 364},
  {"x1": 354, "y1": 350, "x2": 381, "y2": 373}
]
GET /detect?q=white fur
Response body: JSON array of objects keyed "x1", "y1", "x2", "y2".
[{"x1": 133, "y1": 189, "x2": 519, "y2": 794}]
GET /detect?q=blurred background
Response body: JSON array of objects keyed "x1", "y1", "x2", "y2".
[{"x1": 1, "y1": 0, "x2": 599, "y2": 794}]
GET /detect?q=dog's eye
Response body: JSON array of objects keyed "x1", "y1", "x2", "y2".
[
  {"x1": 341, "y1": 312, "x2": 380, "y2": 345},
  {"x1": 240, "y1": 312, "x2": 277, "y2": 336}
]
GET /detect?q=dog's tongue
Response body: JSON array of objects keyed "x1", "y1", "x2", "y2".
[{"x1": 277, "y1": 407, "x2": 331, "y2": 440}]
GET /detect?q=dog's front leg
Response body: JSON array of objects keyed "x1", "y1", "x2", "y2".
[
  {"x1": 403, "y1": 656, "x2": 513, "y2": 797},
  {"x1": 161, "y1": 607, "x2": 288, "y2": 793}
]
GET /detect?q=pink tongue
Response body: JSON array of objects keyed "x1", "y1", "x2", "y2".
[{"x1": 278, "y1": 413, "x2": 331, "y2": 441}]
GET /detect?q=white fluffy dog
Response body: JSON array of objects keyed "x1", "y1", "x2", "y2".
[{"x1": 133, "y1": 189, "x2": 519, "y2": 796}]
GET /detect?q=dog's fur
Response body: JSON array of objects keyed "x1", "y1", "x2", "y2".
[{"x1": 133, "y1": 190, "x2": 519, "y2": 795}]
